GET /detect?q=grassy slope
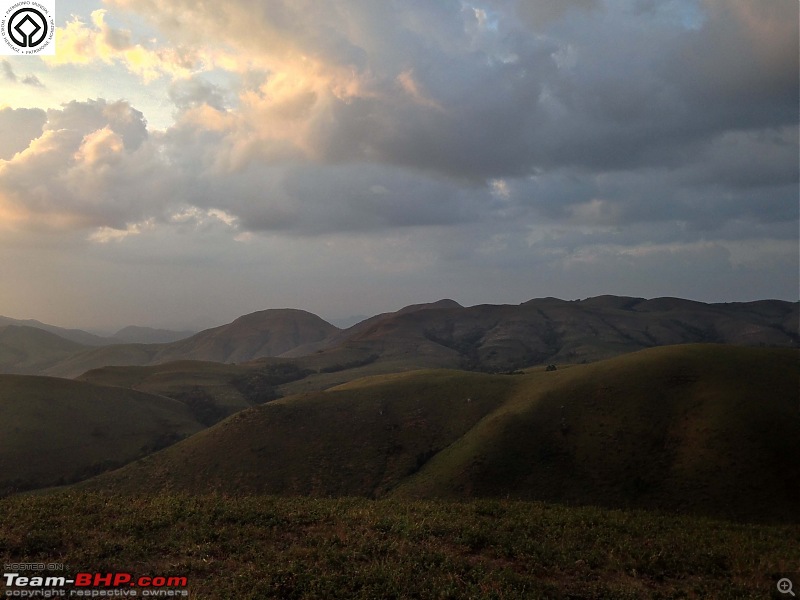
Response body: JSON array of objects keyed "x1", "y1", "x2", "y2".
[
  {"x1": 83, "y1": 344, "x2": 799, "y2": 522},
  {"x1": 84, "y1": 370, "x2": 517, "y2": 497},
  {"x1": 0, "y1": 492, "x2": 797, "y2": 599},
  {"x1": 77, "y1": 360, "x2": 260, "y2": 419},
  {"x1": 395, "y1": 344, "x2": 800, "y2": 522},
  {"x1": 0, "y1": 375, "x2": 205, "y2": 493}
]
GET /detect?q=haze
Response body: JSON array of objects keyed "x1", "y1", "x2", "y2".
[{"x1": 0, "y1": 0, "x2": 797, "y2": 331}]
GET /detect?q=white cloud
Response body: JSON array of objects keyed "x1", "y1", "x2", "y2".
[
  {"x1": 46, "y1": 10, "x2": 200, "y2": 82},
  {"x1": 0, "y1": 0, "x2": 796, "y2": 329}
]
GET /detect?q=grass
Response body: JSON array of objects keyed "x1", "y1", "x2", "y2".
[
  {"x1": 0, "y1": 492, "x2": 796, "y2": 599},
  {"x1": 394, "y1": 345, "x2": 800, "y2": 522},
  {"x1": 0, "y1": 375, "x2": 204, "y2": 494},
  {"x1": 83, "y1": 369, "x2": 517, "y2": 498},
  {"x1": 82, "y1": 345, "x2": 799, "y2": 523}
]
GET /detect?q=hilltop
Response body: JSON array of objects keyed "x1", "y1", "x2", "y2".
[
  {"x1": 81, "y1": 344, "x2": 800, "y2": 522},
  {"x1": 42, "y1": 309, "x2": 338, "y2": 378}
]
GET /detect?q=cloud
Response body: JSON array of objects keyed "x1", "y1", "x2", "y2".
[
  {"x1": 1, "y1": 59, "x2": 45, "y2": 87},
  {"x1": 1, "y1": 60, "x2": 15, "y2": 81},
  {"x1": 47, "y1": 10, "x2": 199, "y2": 82},
  {"x1": 97, "y1": 0, "x2": 796, "y2": 191},
  {"x1": 0, "y1": 99, "x2": 168, "y2": 230},
  {"x1": 0, "y1": 107, "x2": 46, "y2": 160},
  {"x1": 511, "y1": 0, "x2": 600, "y2": 29},
  {"x1": 0, "y1": 1, "x2": 794, "y2": 302}
]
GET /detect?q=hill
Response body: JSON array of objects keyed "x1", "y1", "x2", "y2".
[
  {"x1": 292, "y1": 296, "x2": 799, "y2": 373},
  {"x1": 0, "y1": 325, "x2": 89, "y2": 374},
  {"x1": 0, "y1": 375, "x2": 204, "y2": 494},
  {"x1": 77, "y1": 358, "x2": 314, "y2": 425},
  {"x1": 82, "y1": 344, "x2": 800, "y2": 522},
  {"x1": 43, "y1": 309, "x2": 339, "y2": 378},
  {"x1": 157, "y1": 308, "x2": 337, "y2": 363},
  {"x1": 10, "y1": 296, "x2": 796, "y2": 378},
  {"x1": 0, "y1": 315, "x2": 120, "y2": 346}
]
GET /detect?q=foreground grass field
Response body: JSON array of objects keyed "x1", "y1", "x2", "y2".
[{"x1": 1, "y1": 492, "x2": 797, "y2": 599}]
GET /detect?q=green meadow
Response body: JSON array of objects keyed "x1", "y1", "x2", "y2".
[{"x1": 1, "y1": 492, "x2": 796, "y2": 599}]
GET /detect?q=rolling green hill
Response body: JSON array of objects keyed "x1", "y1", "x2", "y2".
[
  {"x1": 82, "y1": 369, "x2": 517, "y2": 498},
  {"x1": 394, "y1": 344, "x2": 800, "y2": 522},
  {"x1": 77, "y1": 359, "x2": 314, "y2": 425},
  {"x1": 82, "y1": 344, "x2": 800, "y2": 522},
  {"x1": 0, "y1": 375, "x2": 205, "y2": 494}
]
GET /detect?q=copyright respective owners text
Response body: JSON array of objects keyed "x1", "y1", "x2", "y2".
[
  {"x1": 3, "y1": 565, "x2": 190, "y2": 598},
  {"x1": 0, "y1": 0, "x2": 55, "y2": 55}
]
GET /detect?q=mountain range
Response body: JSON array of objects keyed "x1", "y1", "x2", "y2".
[
  {"x1": 0, "y1": 295, "x2": 795, "y2": 378},
  {"x1": 0, "y1": 295, "x2": 797, "y2": 522}
]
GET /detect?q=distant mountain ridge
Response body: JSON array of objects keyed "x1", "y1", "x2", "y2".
[
  {"x1": 0, "y1": 326, "x2": 89, "y2": 375},
  {"x1": 41, "y1": 309, "x2": 339, "y2": 377},
  {"x1": 0, "y1": 296, "x2": 796, "y2": 378},
  {"x1": 113, "y1": 326, "x2": 196, "y2": 344},
  {"x1": 287, "y1": 296, "x2": 799, "y2": 372},
  {"x1": 0, "y1": 316, "x2": 122, "y2": 346}
]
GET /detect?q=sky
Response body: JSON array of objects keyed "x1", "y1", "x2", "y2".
[{"x1": 0, "y1": 0, "x2": 797, "y2": 331}]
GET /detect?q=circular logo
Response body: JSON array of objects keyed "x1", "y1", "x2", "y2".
[
  {"x1": 1, "y1": 2, "x2": 55, "y2": 54},
  {"x1": 8, "y1": 8, "x2": 47, "y2": 47}
]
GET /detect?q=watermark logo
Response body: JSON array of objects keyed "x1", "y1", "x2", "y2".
[{"x1": 1, "y1": 0, "x2": 55, "y2": 55}]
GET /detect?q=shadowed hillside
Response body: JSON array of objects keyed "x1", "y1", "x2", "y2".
[
  {"x1": 0, "y1": 326, "x2": 89, "y2": 374},
  {"x1": 82, "y1": 370, "x2": 516, "y2": 498},
  {"x1": 394, "y1": 345, "x2": 800, "y2": 522},
  {"x1": 7, "y1": 297, "x2": 797, "y2": 378},
  {"x1": 78, "y1": 359, "x2": 314, "y2": 425},
  {"x1": 293, "y1": 296, "x2": 799, "y2": 373},
  {"x1": 0, "y1": 375, "x2": 204, "y2": 494},
  {"x1": 81, "y1": 344, "x2": 800, "y2": 522}
]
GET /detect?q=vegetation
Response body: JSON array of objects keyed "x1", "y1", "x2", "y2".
[
  {"x1": 0, "y1": 375, "x2": 204, "y2": 495},
  {"x1": 81, "y1": 345, "x2": 799, "y2": 523},
  {"x1": 0, "y1": 492, "x2": 795, "y2": 599},
  {"x1": 230, "y1": 362, "x2": 314, "y2": 403}
]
